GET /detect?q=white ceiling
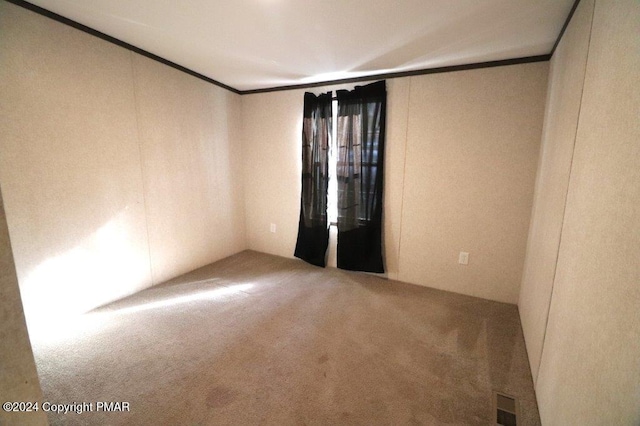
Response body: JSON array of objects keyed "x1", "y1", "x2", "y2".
[{"x1": 27, "y1": 0, "x2": 575, "y2": 91}]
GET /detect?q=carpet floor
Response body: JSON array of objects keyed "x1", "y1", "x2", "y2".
[{"x1": 31, "y1": 250, "x2": 540, "y2": 425}]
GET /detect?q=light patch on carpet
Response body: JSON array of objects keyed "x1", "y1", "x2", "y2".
[{"x1": 103, "y1": 283, "x2": 254, "y2": 315}]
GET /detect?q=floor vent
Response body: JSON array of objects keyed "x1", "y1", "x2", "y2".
[{"x1": 494, "y1": 392, "x2": 518, "y2": 426}]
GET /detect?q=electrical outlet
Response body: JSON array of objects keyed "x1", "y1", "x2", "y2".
[
  {"x1": 270, "y1": 223, "x2": 276, "y2": 233},
  {"x1": 458, "y1": 251, "x2": 469, "y2": 265}
]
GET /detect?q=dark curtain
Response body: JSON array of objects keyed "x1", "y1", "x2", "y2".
[
  {"x1": 336, "y1": 81, "x2": 386, "y2": 273},
  {"x1": 294, "y1": 91, "x2": 332, "y2": 267}
]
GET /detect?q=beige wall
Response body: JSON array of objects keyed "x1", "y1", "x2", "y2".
[
  {"x1": 241, "y1": 90, "x2": 303, "y2": 262},
  {"x1": 132, "y1": 55, "x2": 246, "y2": 284},
  {"x1": 0, "y1": 189, "x2": 47, "y2": 425},
  {"x1": 399, "y1": 64, "x2": 547, "y2": 303},
  {"x1": 242, "y1": 63, "x2": 548, "y2": 304},
  {"x1": 518, "y1": 0, "x2": 594, "y2": 383},
  {"x1": 530, "y1": 0, "x2": 640, "y2": 424},
  {"x1": 0, "y1": 3, "x2": 246, "y2": 331}
]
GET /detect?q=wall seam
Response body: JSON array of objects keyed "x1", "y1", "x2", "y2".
[
  {"x1": 535, "y1": 0, "x2": 596, "y2": 386},
  {"x1": 395, "y1": 77, "x2": 412, "y2": 281},
  {"x1": 128, "y1": 51, "x2": 156, "y2": 285}
]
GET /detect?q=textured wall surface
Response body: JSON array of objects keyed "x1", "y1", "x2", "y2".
[
  {"x1": 132, "y1": 55, "x2": 246, "y2": 284},
  {"x1": 0, "y1": 2, "x2": 246, "y2": 332},
  {"x1": 399, "y1": 64, "x2": 547, "y2": 303},
  {"x1": 534, "y1": 0, "x2": 640, "y2": 424},
  {"x1": 0, "y1": 2, "x2": 152, "y2": 327},
  {"x1": 241, "y1": 89, "x2": 304, "y2": 264},
  {"x1": 0, "y1": 189, "x2": 47, "y2": 425},
  {"x1": 518, "y1": 0, "x2": 594, "y2": 383},
  {"x1": 242, "y1": 64, "x2": 548, "y2": 303}
]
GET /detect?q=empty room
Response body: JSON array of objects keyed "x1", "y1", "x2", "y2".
[{"x1": 1, "y1": 0, "x2": 638, "y2": 425}]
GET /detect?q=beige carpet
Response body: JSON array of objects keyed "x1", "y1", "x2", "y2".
[{"x1": 31, "y1": 250, "x2": 540, "y2": 425}]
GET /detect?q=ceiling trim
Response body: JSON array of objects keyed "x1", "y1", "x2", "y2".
[
  {"x1": 550, "y1": 0, "x2": 582, "y2": 57},
  {"x1": 7, "y1": 0, "x2": 574, "y2": 95},
  {"x1": 239, "y1": 55, "x2": 551, "y2": 95},
  {"x1": 5, "y1": 0, "x2": 242, "y2": 94}
]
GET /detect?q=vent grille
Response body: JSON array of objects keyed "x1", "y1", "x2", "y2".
[{"x1": 494, "y1": 392, "x2": 518, "y2": 426}]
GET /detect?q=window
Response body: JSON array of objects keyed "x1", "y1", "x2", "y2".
[{"x1": 295, "y1": 81, "x2": 386, "y2": 273}]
